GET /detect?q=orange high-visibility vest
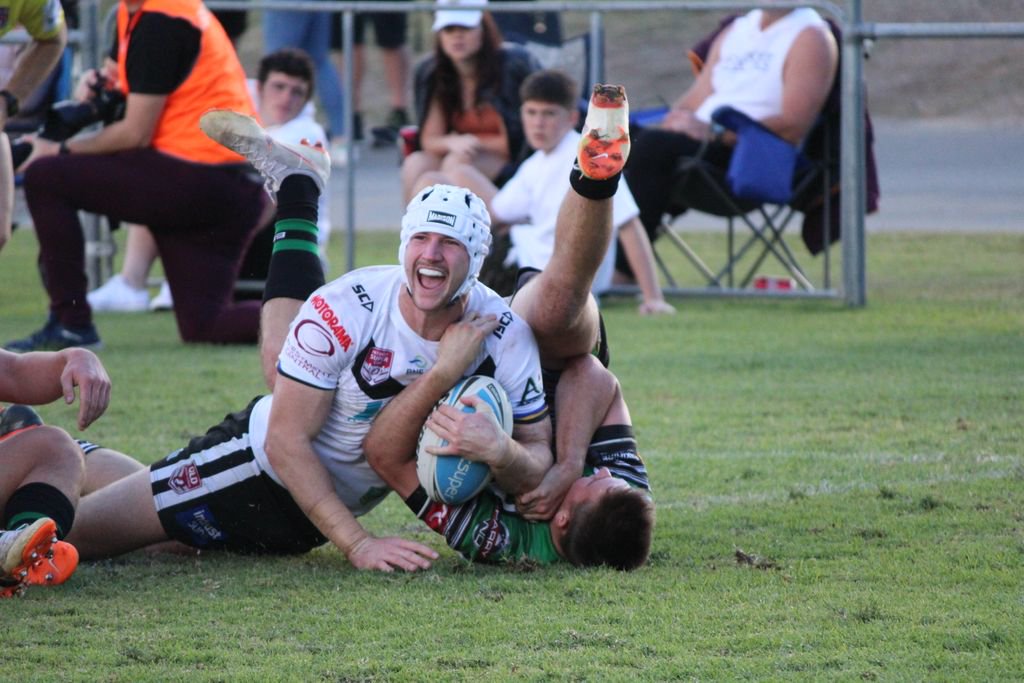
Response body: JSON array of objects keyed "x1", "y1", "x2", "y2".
[{"x1": 116, "y1": 0, "x2": 255, "y2": 164}]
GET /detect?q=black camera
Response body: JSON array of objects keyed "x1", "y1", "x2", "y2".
[
  {"x1": 10, "y1": 75, "x2": 126, "y2": 169},
  {"x1": 39, "y1": 75, "x2": 126, "y2": 142}
]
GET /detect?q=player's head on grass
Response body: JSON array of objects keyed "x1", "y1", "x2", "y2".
[{"x1": 552, "y1": 467, "x2": 655, "y2": 570}]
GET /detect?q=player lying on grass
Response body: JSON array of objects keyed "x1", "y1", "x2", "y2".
[
  {"x1": 63, "y1": 111, "x2": 553, "y2": 574},
  {"x1": 364, "y1": 84, "x2": 654, "y2": 569},
  {"x1": 0, "y1": 347, "x2": 110, "y2": 597},
  {"x1": 67, "y1": 86, "x2": 649, "y2": 578}
]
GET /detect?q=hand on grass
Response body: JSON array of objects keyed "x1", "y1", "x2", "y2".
[{"x1": 346, "y1": 535, "x2": 438, "y2": 572}]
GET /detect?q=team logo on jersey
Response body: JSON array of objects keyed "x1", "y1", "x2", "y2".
[
  {"x1": 424, "y1": 502, "x2": 451, "y2": 531},
  {"x1": 360, "y1": 347, "x2": 394, "y2": 386},
  {"x1": 293, "y1": 319, "x2": 336, "y2": 357},
  {"x1": 426, "y1": 210, "x2": 456, "y2": 227},
  {"x1": 168, "y1": 463, "x2": 202, "y2": 494},
  {"x1": 471, "y1": 509, "x2": 510, "y2": 559},
  {"x1": 310, "y1": 295, "x2": 352, "y2": 351}
]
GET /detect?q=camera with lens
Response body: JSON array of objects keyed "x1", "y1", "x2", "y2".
[
  {"x1": 9, "y1": 74, "x2": 126, "y2": 169},
  {"x1": 39, "y1": 74, "x2": 126, "y2": 142}
]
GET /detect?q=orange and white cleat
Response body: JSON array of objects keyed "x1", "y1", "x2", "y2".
[
  {"x1": 0, "y1": 518, "x2": 77, "y2": 597},
  {"x1": 577, "y1": 84, "x2": 630, "y2": 180}
]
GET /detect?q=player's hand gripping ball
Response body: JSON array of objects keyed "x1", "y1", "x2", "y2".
[{"x1": 416, "y1": 375, "x2": 513, "y2": 505}]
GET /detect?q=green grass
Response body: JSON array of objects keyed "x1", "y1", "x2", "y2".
[{"x1": 1, "y1": 228, "x2": 1023, "y2": 681}]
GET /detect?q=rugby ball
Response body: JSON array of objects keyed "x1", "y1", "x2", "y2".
[{"x1": 416, "y1": 375, "x2": 514, "y2": 505}]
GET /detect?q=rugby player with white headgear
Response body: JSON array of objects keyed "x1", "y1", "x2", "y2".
[{"x1": 63, "y1": 110, "x2": 551, "y2": 574}]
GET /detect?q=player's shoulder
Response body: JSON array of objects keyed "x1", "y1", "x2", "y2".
[
  {"x1": 308, "y1": 266, "x2": 399, "y2": 323},
  {"x1": 6, "y1": 0, "x2": 64, "y2": 38},
  {"x1": 469, "y1": 283, "x2": 535, "y2": 348}
]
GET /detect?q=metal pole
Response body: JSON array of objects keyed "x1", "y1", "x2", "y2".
[
  {"x1": 343, "y1": 9, "x2": 356, "y2": 273},
  {"x1": 588, "y1": 11, "x2": 604, "y2": 87},
  {"x1": 840, "y1": 0, "x2": 866, "y2": 306}
]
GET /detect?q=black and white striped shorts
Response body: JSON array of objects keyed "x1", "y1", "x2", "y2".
[{"x1": 149, "y1": 398, "x2": 328, "y2": 555}]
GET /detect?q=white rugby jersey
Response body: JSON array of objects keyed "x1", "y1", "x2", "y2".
[{"x1": 248, "y1": 266, "x2": 548, "y2": 517}]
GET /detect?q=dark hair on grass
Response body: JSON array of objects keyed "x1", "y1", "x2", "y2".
[
  {"x1": 432, "y1": 14, "x2": 503, "y2": 130},
  {"x1": 519, "y1": 69, "x2": 578, "y2": 111},
  {"x1": 564, "y1": 488, "x2": 655, "y2": 571},
  {"x1": 258, "y1": 48, "x2": 316, "y2": 99}
]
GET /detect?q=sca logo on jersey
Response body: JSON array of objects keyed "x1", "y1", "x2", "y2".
[
  {"x1": 310, "y1": 295, "x2": 352, "y2": 351},
  {"x1": 360, "y1": 347, "x2": 394, "y2": 386},
  {"x1": 351, "y1": 284, "x2": 374, "y2": 312},
  {"x1": 492, "y1": 310, "x2": 514, "y2": 339},
  {"x1": 471, "y1": 510, "x2": 510, "y2": 559},
  {"x1": 293, "y1": 319, "x2": 336, "y2": 357},
  {"x1": 426, "y1": 210, "x2": 456, "y2": 227},
  {"x1": 169, "y1": 463, "x2": 202, "y2": 494}
]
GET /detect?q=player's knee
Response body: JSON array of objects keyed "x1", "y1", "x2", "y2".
[{"x1": 6, "y1": 425, "x2": 85, "y2": 474}]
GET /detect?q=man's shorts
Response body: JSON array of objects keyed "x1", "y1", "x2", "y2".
[
  {"x1": 330, "y1": 1, "x2": 409, "y2": 49},
  {"x1": 149, "y1": 398, "x2": 327, "y2": 555}
]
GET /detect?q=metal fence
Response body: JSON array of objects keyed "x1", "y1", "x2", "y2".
[{"x1": 8, "y1": 1, "x2": 1024, "y2": 306}]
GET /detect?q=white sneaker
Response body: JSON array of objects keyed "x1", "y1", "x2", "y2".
[
  {"x1": 87, "y1": 275, "x2": 150, "y2": 313},
  {"x1": 328, "y1": 140, "x2": 347, "y2": 169},
  {"x1": 150, "y1": 280, "x2": 173, "y2": 312},
  {"x1": 199, "y1": 109, "x2": 331, "y2": 199}
]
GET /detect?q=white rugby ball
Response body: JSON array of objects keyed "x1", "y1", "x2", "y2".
[{"x1": 416, "y1": 375, "x2": 514, "y2": 505}]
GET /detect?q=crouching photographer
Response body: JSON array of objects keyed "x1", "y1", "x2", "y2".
[{"x1": 6, "y1": 0, "x2": 272, "y2": 353}]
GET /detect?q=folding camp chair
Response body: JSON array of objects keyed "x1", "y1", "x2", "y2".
[
  {"x1": 639, "y1": 15, "x2": 878, "y2": 299},
  {"x1": 655, "y1": 103, "x2": 836, "y2": 293}
]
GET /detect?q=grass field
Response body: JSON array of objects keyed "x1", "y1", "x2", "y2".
[{"x1": 1, "y1": 227, "x2": 1022, "y2": 681}]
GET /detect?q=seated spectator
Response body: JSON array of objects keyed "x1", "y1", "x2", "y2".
[
  {"x1": 419, "y1": 70, "x2": 674, "y2": 315},
  {"x1": 400, "y1": 0, "x2": 539, "y2": 203},
  {"x1": 6, "y1": 0, "x2": 269, "y2": 350},
  {"x1": 86, "y1": 48, "x2": 331, "y2": 314},
  {"x1": 620, "y1": 7, "x2": 837, "y2": 278}
]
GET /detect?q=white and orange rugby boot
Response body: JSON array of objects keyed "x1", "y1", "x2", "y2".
[
  {"x1": 577, "y1": 84, "x2": 630, "y2": 180},
  {"x1": 0, "y1": 518, "x2": 79, "y2": 598}
]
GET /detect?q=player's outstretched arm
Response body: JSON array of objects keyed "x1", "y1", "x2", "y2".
[
  {"x1": 0, "y1": 348, "x2": 111, "y2": 430},
  {"x1": 266, "y1": 376, "x2": 437, "y2": 572}
]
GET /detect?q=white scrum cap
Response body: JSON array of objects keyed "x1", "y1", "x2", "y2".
[{"x1": 399, "y1": 184, "x2": 492, "y2": 302}]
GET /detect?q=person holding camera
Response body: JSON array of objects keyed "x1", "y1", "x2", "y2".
[
  {"x1": 0, "y1": 0, "x2": 67, "y2": 251},
  {"x1": 6, "y1": 0, "x2": 270, "y2": 351}
]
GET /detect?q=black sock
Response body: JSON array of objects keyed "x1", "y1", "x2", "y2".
[
  {"x1": 263, "y1": 175, "x2": 325, "y2": 303},
  {"x1": 569, "y1": 161, "x2": 622, "y2": 200},
  {"x1": 4, "y1": 482, "x2": 75, "y2": 539}
]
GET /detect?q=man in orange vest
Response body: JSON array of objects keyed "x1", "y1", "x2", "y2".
[{"x1": 7, "y1": 0, "x2": 271, "y2": 351}]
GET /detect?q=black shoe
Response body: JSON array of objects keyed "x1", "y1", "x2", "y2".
[
  {"x1": 371, "y1": 109, "x2": 410, "y2": 148},
  {"x1": 386, "y1": 108, "x2": 410, "y2": 129},
  {"x1": 4, "y1": 316, "x2": 102, "y2": 353},
  {"x1": 0, "y1": 405, "x2": 44, "y2": 439}
]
